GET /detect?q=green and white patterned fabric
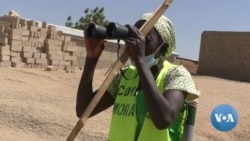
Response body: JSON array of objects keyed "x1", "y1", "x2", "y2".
[
  {"x1": 108, "y1": 65, "x2": 199, "y2": 100},
  {"x1": 139, "y1": 13, "x2": 176, "y2": 57},
  {"x1": 164, "y1": 65, "x2": 199, "y2": 101}
]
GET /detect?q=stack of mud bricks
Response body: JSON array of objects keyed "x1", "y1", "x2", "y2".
[{"x1": 0, "y1": 15, "x2": 78, "y2": 72}]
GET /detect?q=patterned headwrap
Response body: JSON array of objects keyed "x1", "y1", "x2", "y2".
[{"x1": 139, "y1": 13, "x2": 176, "y2": 57}]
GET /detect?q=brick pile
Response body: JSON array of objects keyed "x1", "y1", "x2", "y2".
[{"x1": 0, "y1": 14, "x2": 78, "y2": 72}]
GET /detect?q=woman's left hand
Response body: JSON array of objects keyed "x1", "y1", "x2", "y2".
[{"x1": 124, "y1": 24, "x2": 146, "y2": 64}]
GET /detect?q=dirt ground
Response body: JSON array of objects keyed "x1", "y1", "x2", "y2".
[{"x1": 0, "y1": 67, "x2": 249, "y2": 141}]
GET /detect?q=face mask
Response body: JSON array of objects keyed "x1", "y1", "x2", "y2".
[
  {"x1": 145, "y1": 53, "x2": 159, "y2": 67},
  {"x1": 130, "y1": 42, "x2": 164, "y2": 67}
]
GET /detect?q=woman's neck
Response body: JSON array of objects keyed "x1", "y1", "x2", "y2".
[{"x1": 150, "y1": 61, "x2": 163, "y2": 80}]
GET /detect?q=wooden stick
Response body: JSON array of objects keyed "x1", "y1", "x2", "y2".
[{"x1": 66, "y1": 0, "x2": 173, "y2": 140}]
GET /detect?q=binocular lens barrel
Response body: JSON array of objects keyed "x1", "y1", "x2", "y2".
[
  {"x1": 86, "y1": 22, "x2": 130, "y2": 39},
  {"x1": 86, "y1": 23, "x2": 108, "y2": 38},
  {"x1": 106, "y1": 23, "x2": 130, "y2": 39}
]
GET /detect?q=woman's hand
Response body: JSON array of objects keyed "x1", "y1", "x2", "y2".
[
  {"x1": 124, "y1": 24, "x2": 146, "y2": 64},
  {"x1": 84, "y1": 30, "x2": 105, "y2": 59}
]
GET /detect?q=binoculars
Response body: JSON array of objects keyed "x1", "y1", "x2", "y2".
[{"x1": 86, "y1": 22, "x2": 130, "y2": 39}]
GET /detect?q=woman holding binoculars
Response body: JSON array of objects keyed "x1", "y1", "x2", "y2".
[{"x1": 76, "y1": 13, "x2": 199, "y2": 141}]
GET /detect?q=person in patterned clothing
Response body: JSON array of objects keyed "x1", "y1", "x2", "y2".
[{"x1": 76, "y1": 13, "x2": 199, "y2": 141}]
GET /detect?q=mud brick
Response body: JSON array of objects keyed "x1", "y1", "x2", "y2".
[
  {"x1": 63, "y1": 55, "x2": 71, "y2": 60},
  {"x1": 0, "y1": 37, "x2": 8, "y2": 45},
  {"x1": 28, "y1": 40, "x2": 39, "y2": 47},
  {"x1": 11, "y1": 56, "x2": 22, "y2": 62},
  {"x1": 11, "y1": 23, "x2": 21, "y2": 29},
  {"x1": 11, "y1": 62, "x2": 25, "y2": 68},
  {"x1": 4, "y1": 28, "x2": 11, "y2": 33},
  {"x1": 70, "y1": 56, "x2": 77, "y2": 61},
  {"x1": 40, "y1": 53, "x2": 47, "y2": 59},
  {"x1": 64, "y1": 36, "x2": 71, "y2": 41},
  {"x1": 48, "y1": 54, "x2": 63, "y2": 60},
  {"x1": 28, "y1": 25, "x2": 38, "y2": 31},
  {"x1": 8, "y1": 39, "x2": 22, "y2": 46},
  {"x1": 37, "y1": 31, "x2": 41, "y2": 37},
  {"x1": 0, "y1": 44, "x2": 10, "y2": 50},
  {"x1": 22, "y1": 52, "x2": 33, "y2": 58},
  {"x1": 0, "y1": 55, "x2": 10, "y2": 61},
  {"x1": 42, "y1": 22, "x2": 48, "y2": 28},
  {"x1": 67, "y1": 65, "x2": 77, "y2": 72},
  {"x1": 44, "y1": 39, "x2": 55, "y2": 45},
  {"x1": 35, "y1": 47, "x2": 43, "y2": 52},
  {"x1": 63, "y1": 46, "x2": 77, "y2": 52},
  {"x1": 10, "y1": 51, "x2": 21, "y2": 57},
  {"x1": 63, "y1": 52, "x2": 71, "y2": 56},
  {"x1": 48, "y1": 25, "x2": 56, "y2": 31},
  {"x1": 54, "y1": 46, "x2": 62, "y2": 50},
  {"x1": 0, "y1": 16, "x2": 20, "y2": 23},
  {"x1": 24, "y1": 63, "x2": 34, "y2": 68},
  {"x1": 22, "y1": 36, "x2": 29, "y2": 41},
  {"x1": 0, "y1": 33, "x2": 8, "y2": 38},
  {"x1": 19, "y1": 18, "x2": 27, "y2": 25},
  {"x1": 9, "y1": 29, "x2": 22, "y2": 35},
  {"x1": 47, "y1": 34, "x2": 57, "y2": 39},
  {"x1": 21, "y1": 25, "x2": 28, "y2": 30},
  {"x1": 9, "y1": 34, "x2": 22, "y2": 40},
  {"x1": 22, "y1": 41, "x2": 29, "y2": 46},
  {"x1": 23, "y1": 57, "x2": 35, "y2": 63},
  {"x1": 29, "y1": 31, "x2": 38, "y2": 37},
  {"x1": 44, "y1": 49, "x2": 54, "y2": 54},
  {"x1": 0, "y1": 26, "x2": 5, "y2": 33},
  {"x1": 33, "y1": 64, "x2": 43, "y2": 69},
  {"x1": 22, "y1": 30, "x2": 30, "y2": 36},
  {"x1": 26, "y1": 20, "x2": 36, "y2": 26},
  {"x1": 35, "y1": 58, "x2": 47, "y2": 64},
  {"x1": 59, "y1": 60, "x2": 70, "y2": 66},
  {"x1": 39, "y1": 33, "x2": 47, "y2": 40},
  {"x1": 49, "y1": 59, "x2": 60, "y2": 65},
  {"x1": 57, "y1": 31, "x2": 63, "y2": 36},
  {"x1": 39, "y1": 28, "x2": 48, "y2": 33},
  {"x1": 22, "y1": 46, "x2": 34, "y2": 52},
  {"x1": 0, "y1": 61, "x2": 11, "y2": 67},
  {"x1": 45, "y1": 43, "x2": 56, "y2": 49},
  {"x1": 33, "y1": 53, "x2": 41, "y2": 58},
  {"x1": 11, "y1": 45, "x2": 22, "y2": 51},
  {"x1": 0, "y1": 48, "x2": 10, "y2": 55},
  {"x1": 56, "y1": 65, "x2": 66, "y2": 70},
  {"x1": 45, "y1": 49, "x2": 62, "y2": 55},
  {"x1": 45, "y1": 65, "x2": 57, "y2": 71},
  {"x1": 54, "y1": 50, "x2": 63, "y2": 55},
  {"x1": 63, "y1": 41, "x2": 70, "y2": 46},
  {"x1": 71, "y1": 60, "x2": 78, "y2": 66},
  {"x1": 65, "y1": 65, "x2": 73, "y2": 72},
  {"x1": 70, "y1": 51, "x2": 77, "y2": 56},
  {"x1": 0, "y1": 21, "x2": 11, "y2": 27},
  {"x1": 58, "y1": 35, "x2": 65, "y2": 41},
  {"x1": 37, "y1": 41, "x2": 44, "y2": 47},
  {"x1": 0, "y1": 44, "x2": 10, "y2": 48},
  {"x1": 45, "y1": 39, "x2": 63, "y2": 46}
]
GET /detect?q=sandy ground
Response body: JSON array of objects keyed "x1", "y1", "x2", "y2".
[{"x1": 0, "y1": 67, "x2": 249, "y2": 141}]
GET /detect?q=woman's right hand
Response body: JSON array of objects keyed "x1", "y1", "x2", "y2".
[{"x1": 84, "y1": 30, "x2": 105, "y2": 59}]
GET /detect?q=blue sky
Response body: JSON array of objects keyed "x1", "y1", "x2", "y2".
[{"x1": 1, "y1": 0, "x2": 250, "y2": 60}]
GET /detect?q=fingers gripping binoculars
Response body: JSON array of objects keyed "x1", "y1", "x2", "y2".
[{"x1": 86, "y1": 22, "x2": 130, "y2": 39}]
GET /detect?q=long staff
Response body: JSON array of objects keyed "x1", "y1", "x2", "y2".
[{"x1": 66, "y1": 0, "x2": 173, "y2": 140}]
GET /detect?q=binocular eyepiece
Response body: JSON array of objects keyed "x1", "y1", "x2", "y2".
[{"x1": 86, "y1": 22, "x2": 130, "y2": 39}]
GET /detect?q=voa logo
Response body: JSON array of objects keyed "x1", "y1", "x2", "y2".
[{"x1": 210, "y1": 104, "x2": 238, "y2": 132}]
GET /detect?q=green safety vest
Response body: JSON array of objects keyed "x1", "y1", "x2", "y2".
[{"x1": 108, "y1": 61, "x2": 187, "y2": 141}]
